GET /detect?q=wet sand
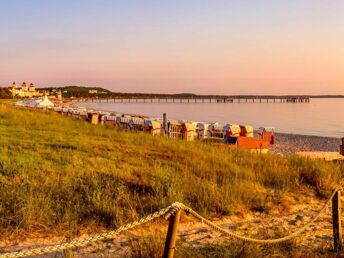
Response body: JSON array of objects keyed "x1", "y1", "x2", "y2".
[{"x1": 270, "y1": 133, "x2": 342, "y2": 156}]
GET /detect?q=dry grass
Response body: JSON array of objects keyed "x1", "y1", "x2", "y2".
[
  {"x1": 125, "y1": 228, "x2": 166, "y2": 258},
  {"x1": 125, "y1": 228, "x2": 302, "y2": 258},
  {"x1": 0, "y1": 103, "x2": 343, "y2": 241}
]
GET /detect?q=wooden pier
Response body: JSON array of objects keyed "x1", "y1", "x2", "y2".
[{"x1": 77, "y1": 95, "x2": 310, "y2": 104}]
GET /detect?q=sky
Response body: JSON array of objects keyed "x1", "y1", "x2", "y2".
[{"x1": 0, "y1": 0, "x2": 343, "y2": 95}]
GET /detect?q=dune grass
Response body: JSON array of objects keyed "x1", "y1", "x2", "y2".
[
  {"x1": 0, "y1": 103, "x2": 343, "y2": 239},
  {"x1": 126, "y1": 229, "x2": 299, "y2": 258}
]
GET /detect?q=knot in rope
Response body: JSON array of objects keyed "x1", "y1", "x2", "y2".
[{"x1": 164, "y1": 202, "x2": 184, "y2": 220}]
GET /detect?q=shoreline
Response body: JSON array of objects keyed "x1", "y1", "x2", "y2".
[
  {"x1": 270, "y1": 132, "x2": 341, "y2": 156},
  {"x1": 71, "y1": 102, "x2": 343, "y2": 156},
  {"x1": 72, "y1": 100, "x2": 344, "y2": 138}
]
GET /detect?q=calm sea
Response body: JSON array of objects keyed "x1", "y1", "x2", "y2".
[{"x1": 76, "y1": 98, "x2": 344, "y2": 138}]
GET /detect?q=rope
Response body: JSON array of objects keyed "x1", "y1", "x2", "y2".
[
  {"x1": 0, "y1": 204, "x2": 178, "y2": 258},
  {"x1": 182, "y1": 187, "x2": 342, "y2": 244},
  {"x1": 0, "y1": 188, "x2": 341, "y2": 257}
]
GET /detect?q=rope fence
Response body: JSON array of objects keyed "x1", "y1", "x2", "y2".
[{"x1": 0, "y1": 187, "x2": 342, "y2": 258}]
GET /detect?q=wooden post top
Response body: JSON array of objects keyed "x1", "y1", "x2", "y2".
[{"x1": 332, "y1": 190, "x2": 343, "y2": 252}]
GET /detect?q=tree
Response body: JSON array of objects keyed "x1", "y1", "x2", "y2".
[{"x1": 0, "y1": 88, "x2": 12, "y2": 99}]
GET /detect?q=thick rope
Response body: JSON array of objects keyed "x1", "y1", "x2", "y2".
[
  {"x1": 0, "y1": 188, "x2": 341, "y2": 257},
  {"x1": 180, "y1": 187, "x2": 342, "y2": 244},
  {"x1": 0, "y1": 204, "x2": 177, "y2": 258}
]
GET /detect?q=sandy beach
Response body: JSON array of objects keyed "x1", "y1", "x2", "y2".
[{"x1": 270, "y1": 133, "x2": 341, "y2": 156}]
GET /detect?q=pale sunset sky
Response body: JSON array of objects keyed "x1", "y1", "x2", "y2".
[{"x1": 0, "y1": 0, "x2": 343, "y2": 95}]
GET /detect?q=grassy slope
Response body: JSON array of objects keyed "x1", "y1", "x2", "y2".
[{"x1": 0, "y1": 103, "x2": 343, "y2": 238}]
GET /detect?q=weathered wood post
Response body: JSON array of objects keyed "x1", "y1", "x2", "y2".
[
  {"x1": 163, "y1": 113, "x2": 168, "y2": 136},
  {"x1": 332, "y1": 189, "x2": 343, "y2": 252},
  {"x1": 340, "y1": 138, "x2": 344, "y2": 156},
  {"x1": 163, "y1": 210, "x2": 182, "y2": 258}
]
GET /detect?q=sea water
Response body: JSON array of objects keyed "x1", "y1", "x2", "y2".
[{"x1": 76, "y1": 98, "x2": 344, "y2": 138}]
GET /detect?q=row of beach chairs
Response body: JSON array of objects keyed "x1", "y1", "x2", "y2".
[{"x1": 52, "y1": 107, "x2": 261, "y2": 142}]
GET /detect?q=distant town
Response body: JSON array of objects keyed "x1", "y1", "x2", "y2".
[
  {"x1": 0, "y1": 82, "x2": 343, "y2": 100},
  {"x1": 10, "y1": 82, "x2": 41, "y2": 97}
]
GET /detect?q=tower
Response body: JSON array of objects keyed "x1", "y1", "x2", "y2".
[
  {"x1": 29, "y1": 83, "x2": 35, "y2": 97},
  {"x1": 29, "y1": 83, "x2": 35, "y2": 91},
  {"x1": 21, "y1": 82, "x2": 28, "y2": 97},
  {"x1": 11, "y1": 82, "x2": 18, "y2": 97}
]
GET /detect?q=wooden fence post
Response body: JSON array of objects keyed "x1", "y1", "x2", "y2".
[
  {"x1": 163, "y1": 210, "x2": 182, "y2": 258},
  {"x1": 163, "y1": 113, "x2": 168, "y2": 136},
  {"x1": 332, "y1": 189, "x2": 343, "y2": 252},
  {"x1": 340, "y1": 138, "x2": 344, "y2": 156}
]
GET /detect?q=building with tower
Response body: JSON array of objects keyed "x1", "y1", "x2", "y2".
[{"x1": 10, "y1": 82, "x2": 41, "y2": 98}]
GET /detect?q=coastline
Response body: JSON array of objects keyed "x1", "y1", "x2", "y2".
[
  {"x1": 72, "y1": 101, "x2": 342, "y2": 156},
  {"x1": 270, "y1": 133, "x2": 341, "y2": 156},
  {"x1": 72, "y1": 98, "x2": 344, "y2": 139}
]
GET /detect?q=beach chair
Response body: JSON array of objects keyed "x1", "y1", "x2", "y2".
[
  {"x1": 168, "y1": 121, "x2": 183, "y2": 139},
  {"x1": 119, "y1": 115, "x2": 131, "y2": 130},
  {"x1": 62, "y1": 108, "x2": 69, "y2": 115},
  {"x1": 259, "y1": 127, "x2": 275, "y2": 144},
  {"x1": 53, "y1": 107, "x2": 62, "y2": 113},
  {"x1": 143, "y1": 119, "x2": 162, "y2": 136},
  {"x1": 224, "y1": 124, "x2": 241, "y2": 137},
  {"x1": 181, "y1": 122, "x2": 197, "y2": 141},
  {"x1": 130, "y1": 117, "x2": 144, "y2": 131},
  {"x1": 197, "y1": 123, "x2": 210, "y2": 140},
  {"x1": 78, "y1": 111, "x2": 88, "y2": 121},
  {"x1": 209, "y1": 122, "x2": 225, "y2": 139},
  {"x1": 104, "y1": 115, "x2": 117, "y2": 126},
  {"x1": 239, "y1": 125, "x2": 254, "y2": 138},
  {"x1": 87, "y1": 112, "x2": 99, "y2": 125}
]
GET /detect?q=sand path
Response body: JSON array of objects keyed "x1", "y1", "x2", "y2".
[{"x1": 0, "y1": 192, "x2": 338, "y2": 257}]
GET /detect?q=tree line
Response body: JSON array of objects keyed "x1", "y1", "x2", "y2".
[{"x1": 0, "y1": 88, "x2": 12, "y2": 99}]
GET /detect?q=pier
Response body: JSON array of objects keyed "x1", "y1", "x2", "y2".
[{"x1": 77, "y1": 95, "x2": 310, "y2": 104}]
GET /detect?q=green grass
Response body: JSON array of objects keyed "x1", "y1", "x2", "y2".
[{"x1": 0, "y1": 102, "x2": 343, "y2": 240}]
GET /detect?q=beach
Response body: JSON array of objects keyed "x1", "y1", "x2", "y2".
[
  {"x1": 270, "y1": 133, "x2": 341, "y2": 156},
  {"x1": 2, "y1": 1, "x2": 344, "y2": 256},
  {"x1": 1, "y1": 102, "x2": 343, "y2": 257},
  {"x1": 76, "y1": 98, "x2": 344, "y2": 138},
  {"x1": 66, "y1": 101, "x2": 344, "y2": 157}
]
